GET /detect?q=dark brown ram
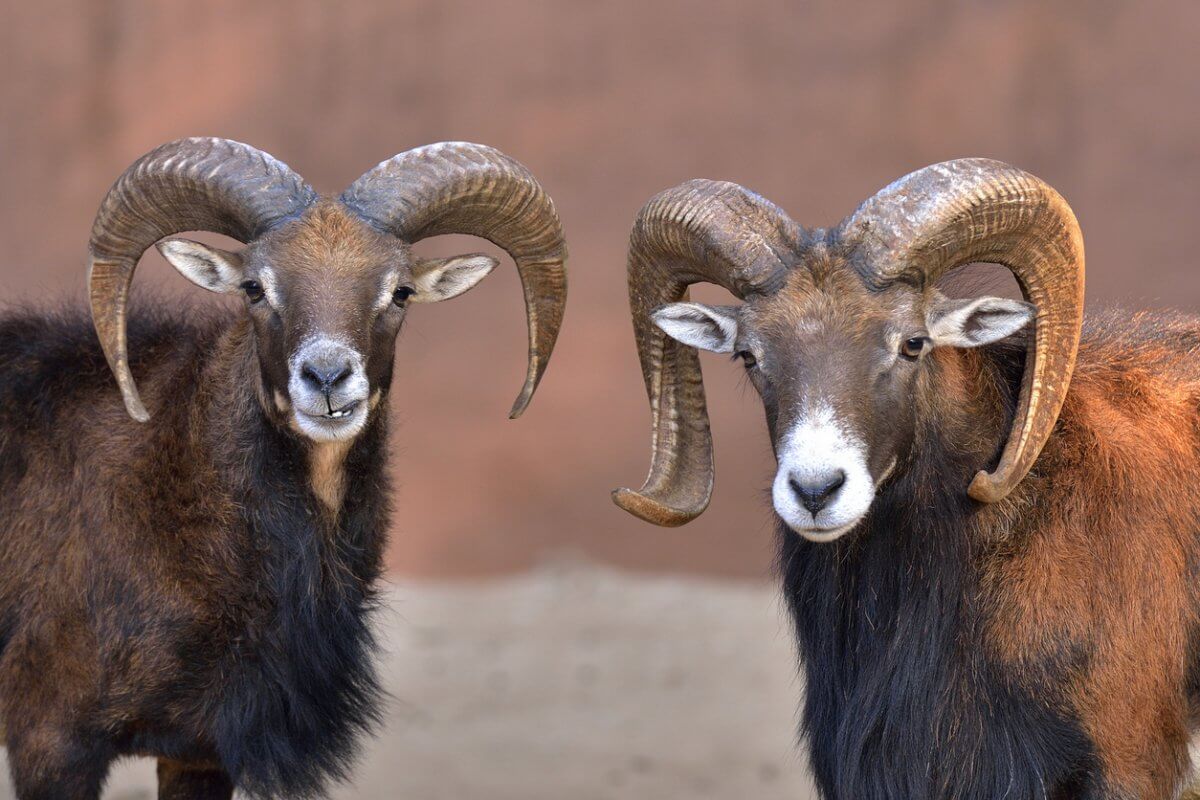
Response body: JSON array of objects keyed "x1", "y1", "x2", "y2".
[
  {"x1": 615, "y1": 160, "x2": 1200, "y2": 799},
  {"x1": 0, "y1": 138, "x2": 566, "y2": 800}
]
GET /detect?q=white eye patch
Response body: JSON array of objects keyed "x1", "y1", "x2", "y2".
[
  {"x1": 257, "y1": 263, "x2": 282, "y2": 307},
  {"x1": 373, "y1": 270, "x2": 402, "y2": 313}
]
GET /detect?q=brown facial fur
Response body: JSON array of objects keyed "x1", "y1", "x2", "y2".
[
  {"x1": 241, "y1": 200, "x2": 412, "y2": 407},
  {"x1": 233, "y1": 201, "x2": 413, "y2": 516},
  {"x1": 736, "y1": 245, "x2": 930, "y2": 480}
]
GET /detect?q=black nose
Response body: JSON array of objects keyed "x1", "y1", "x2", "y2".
[
  {"x1": 789, "y1": 470, "x2": 847, "y2": 516},
  {"x1": 301, "y1": 361, "x2": 352, "y2": 394}
]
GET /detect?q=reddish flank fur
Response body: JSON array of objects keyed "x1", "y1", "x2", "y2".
[{"x1": 983, "y1": 314, "x2": 1200, "y2": 797}]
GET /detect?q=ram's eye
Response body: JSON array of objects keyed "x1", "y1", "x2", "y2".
[
  {"x1": 900, "y1": 336, "x2": 929, "y2": 360},
  {"x1": 240, "y1": 280, "x2": 265, "y2": 304},
  {"x1": 737, "y1": 350, "x2": 757, "y2": 369},
  {"x1": 393, "y1": 286, "x2": 415, "y2": 306}
]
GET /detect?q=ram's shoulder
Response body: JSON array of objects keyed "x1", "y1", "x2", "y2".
[{"x1": 0, "y1": 297, "x2": 225, "y2": 361}]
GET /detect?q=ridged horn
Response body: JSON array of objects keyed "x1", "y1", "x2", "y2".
[
  {"x1": 841, "y1": 158, "x2": 1085, "y2": 503},
  {"x1": 88, "y1": 137, "x2": 317, "y2": 421},
  {"x1": 613, "y1": 179, "x2": 800, "y2": 526},
  {"x1": 340, "y1": 142, "x2": 567, "y2": 419}
]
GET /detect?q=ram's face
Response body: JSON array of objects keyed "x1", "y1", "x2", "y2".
[
  {"x1": 158, "y1": 201, "x2": 497, "y2": 442},
  {"x1": 652, "y1": 262, "x2": 1034, "y2": 542}
]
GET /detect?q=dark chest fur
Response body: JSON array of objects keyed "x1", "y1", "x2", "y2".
[
  {"x1": 779, "y1": 484, "x2": 1098, "y2": 800},
  {"x1": 203, "y1": 416, "x2": 390, "y2": 799}
]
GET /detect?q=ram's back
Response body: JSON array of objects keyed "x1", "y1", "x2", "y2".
[
  {"x1": 1078, "y1": 308, "x2": 1200, "y2": 385},
  {"x1": 0, "y1": 301, "x2": 229, "y2": 447}
]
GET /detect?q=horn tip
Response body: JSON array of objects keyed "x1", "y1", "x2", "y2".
[
  {"x1": 508, "y1": 366, "x2": 546, "y2": 419},
  {"x1": 124, "y1": 394, "x2": 151, "y2": 423},
  {"x1": 968, "y1": 469, "x2": 1011, "y2": 503},
  {"x1": 612, "y1": 487, "x2": 701, "y2": 527},
  {"x1": 508, "y1": 390, "x2": 533, "y2": 420}
]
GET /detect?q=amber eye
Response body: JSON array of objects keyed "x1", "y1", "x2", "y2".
[
  {"x1": 240, "y1": 280, "x2": 265, "y2": 304},
  {"x1": 900, "y1": 336, "x2": 928, "y2": 360},
  {"x1": 393, "y1": 286, "x2": 415, "y2": 306},
  {"x1": 737, "y1": 350, "x2": 757, "y2": 369}
]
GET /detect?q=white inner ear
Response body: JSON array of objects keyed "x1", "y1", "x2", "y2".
[
  {"x1": 410, "y1": 254, "x2": 499, "y2": 304},
  {"x1": 157, "y1": 239, "x2": 244, "y2": 294},
  {"x1": 651, "y1": 302, "x2": 739, "y2": 353},
  {"x1": 928, "y1": 296, "x2": 1036, "y2": 349}
]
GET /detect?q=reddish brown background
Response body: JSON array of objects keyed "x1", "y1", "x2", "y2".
[{"x1": 2, "y1": 0, "x2": 1197, "y2": 578}]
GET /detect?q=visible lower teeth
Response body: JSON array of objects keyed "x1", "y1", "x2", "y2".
[{"x1": 328, "y1": 409, "x2": 351, "y2": 419}]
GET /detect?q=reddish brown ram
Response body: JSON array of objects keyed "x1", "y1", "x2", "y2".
[{"x1": 615, "y1": 160, "x2": 1200, "y2": 799}]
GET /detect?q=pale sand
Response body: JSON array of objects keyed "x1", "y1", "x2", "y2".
[{"x1": 0, "y1": 561, "x2": 819, "y2": 799}]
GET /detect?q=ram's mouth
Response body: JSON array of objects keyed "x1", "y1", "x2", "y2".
[
  {"x1": 297, "y1": 399, "x2": 362, "y2": 423},
  {"x1": 291, "y1": 397, "x2": 369, "y2": 443},
  {"x1": 321, "y1": 400, "x2": 360, "y2": 420}
]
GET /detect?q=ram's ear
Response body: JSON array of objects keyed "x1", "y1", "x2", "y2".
[
  {"x1": 410, "y1": 254, "x2": 499, "y2": 303},
  {"x1": 157, "y1": 238, "x2": 245, "y2": 294},
  {"x1": 927, "y1": 296, "x2": 1035, "y2": 348},
  {"x1": 651, "y1": 302, "x2": 739, "y2": 353}
]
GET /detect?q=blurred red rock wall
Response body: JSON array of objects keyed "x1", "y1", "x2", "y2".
[{"x1": 2, "y1": 0, "x2": 1197, "y2": 576}]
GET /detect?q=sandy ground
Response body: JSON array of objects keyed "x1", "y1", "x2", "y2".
[{"x1": 0, "y1": 561, "x2": 819, "y2": 799}]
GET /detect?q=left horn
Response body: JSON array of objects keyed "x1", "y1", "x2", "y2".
[
  {"x1": 613, "y1": 180, "x2": 799, "y2": 526},
  {"x1": 340, "y1": 143, "x2": 567, "y2": 418},
  {"x1": 89, "y1": 137, "x2": 317, "y2": 422},
  {"x1": 841, "y1": 159, "x2": 1085, "y2": 503}
]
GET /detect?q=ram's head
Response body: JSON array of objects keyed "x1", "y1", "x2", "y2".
[
  {"x1": 88, "y1": 138, "x2": 567, "y2": 441},
  {"x1": 614, "y1": 161, "x2": 1084, "y2": 540}
]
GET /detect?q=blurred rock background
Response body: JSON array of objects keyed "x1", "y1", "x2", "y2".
[{"x1": 4, "y1": 0, "x2": 1197, "y2": 578}]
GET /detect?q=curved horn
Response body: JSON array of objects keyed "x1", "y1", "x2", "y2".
[
  {"x1": 841, "y1": 159, "x2": 1085, "y2": 503},
  {"x1": 89, "y1": 137, "x2": 317, "y2": 421},
  {"x1": 339, "y1": 142, "x2": 567, "y2": 419},
  {"x1": 613, "y1": 180, "x2": 800, "y2": 526}
]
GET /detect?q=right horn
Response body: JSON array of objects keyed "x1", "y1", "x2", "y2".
[
  {"x1": 613, "y1": 180, "x2": 800, "y2": 526},
  {"x1": 89, "y1": 137, "x2": 317, "y2": 421},
  {"x1": 841, "y1": 159, "x2": 1085, "y2": 503},
  {"x1": 339, "y1": 142, "x2": 567, "y2": 420}
]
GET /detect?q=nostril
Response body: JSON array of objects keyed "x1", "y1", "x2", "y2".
[
  {"x1": 790, "y1": 469, "x2": 848, "y2": 516},
  {"x1": 300, "y1": 364, "x2": 321, "y2": 389},
  {"x1": 327, "y1": 364, "x2": 352, "y2": 387}
]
